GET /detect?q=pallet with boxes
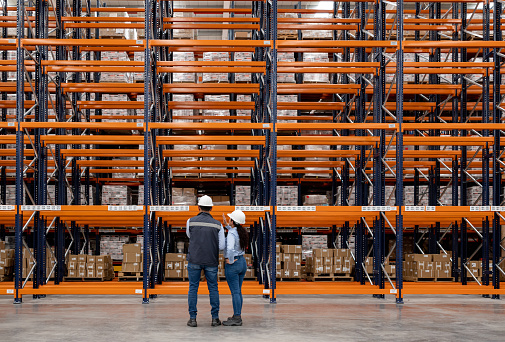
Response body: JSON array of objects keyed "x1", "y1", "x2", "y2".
[
  {"x1": 306, "y1": 248, "x2": 355, "y2": 281},
  {"x1": 363, "y1": 257, "x2": 396, "y2": 280},
  {"x1": 275, "y1": 244, "x2": 303, "y2": 280},
  {"x1": 165, "y1": 253, "x2": 188, "y2": 280},
  {"x1": 403, "y1": 253, "x2": 454, "y2": 282},
  {"x1": 119, "y1": 243, "x2": 143, "y2": 281},
  {"x1": 66, "y1": 254, "x2": 114, "y2": 281},
  {"x1": 0, "y1": 242, "x2": 14, "y2": 281}
]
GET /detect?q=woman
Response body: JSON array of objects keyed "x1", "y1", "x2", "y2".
[{"x1": 222, "y1": 210, "x2": 248, "y2": 326}]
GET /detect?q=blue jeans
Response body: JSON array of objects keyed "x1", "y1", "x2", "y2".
[
  {"x1": 188, "y1": 263, "x2": 220, "y2": 319},
  {"x1": 224, "y1": 255, "x2": 247, "y2": 316}
]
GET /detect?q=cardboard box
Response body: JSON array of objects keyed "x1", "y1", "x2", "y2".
[
  {"x1": 469, "y1": 261, "x2": 481, "y2": 269},
  {"x1": 77, "y1": 269, "x2": 86, "y2": 277},
  {"x1": 0, "y1": 249, "x2": 15, "y2": 259},
  {"x1": 244, "y1": 254, "x2": 252, "y2": 264},
  {"x1": 165, "y1": 269, "x2": 185, "y2": 278},
  {"x1": 276, "y1": 269, "x2": 282, "y2": 278},
  {"x1": 282, "y1": 254, "x2": 292, "y2": 263},
  {"x1": 283, "y1": 269, "x2": 291, "y2": 278},
  {"x1": 436, "y1": 269, "x2": 451, "y2": 278},
  {"x1": 69, "y1": 255, "x2": 78, "y2": 262},
  {"x1": 87, "y1": 256, "x2": 96, "y2": 264},
  {"x1": 78, "y1": 262, "x2": 86, "y2": 270},
  {"x1": 333, "y1": 264, "x2": 342, "y2": 273},
  {"x1": 276, "y1": 261, "x2": 281, "y2": 269},
  {"x1": 87, "y1": 263, "x2": 96, "y2": 272},
  {"x1": 0, "y1": 258, "x2": 13, "y2": 268},
  {"x1": 123, "y1": 243, "x2": 142, "y2": 254},
  {"x1": 420, "y1": 268, "x2": 434, "y2": 278},
  {"x1": 86, "y1": 269, "x2": 95, "y2": 278},
  {"x1": 124, "y1": 252, "x2": 142, "y2": 263},
  {"x1": 68, "y1": 269, "x2": 77, "y2": 277},
  {"x1": 313, "y1": 249, "x2": 331, "y2": 258},
  {"x1": 165, "y1": 253, "x2": 186, "y2": 261},
  {"x1": 333, "y1": 257, "x2": 343, "y2": 266},
  {"x1": 67, "y1": 261, "x2": 77, "y2": 270},
  {"x1": 284, "y1": 261, "x2": 301, "y2": 270},
  {"x1": 432, "y1": 254, "x2": 450, "y2": 262},
  {"x1": 0, "y1": 241, "x2": 4, "y2": 249},
  {"x1": 77, "y1": 255, "x2": 87, "y2": 263},
  {"x1": 323, "y1": 257, "x2": 333, "y2": 266},
  {"x1": 292, "y1": 269, "x2": 300, "y2": 278},
  {"x1": 334, "y1": 249, "x2": 351, "y2": 258},
  {"x1": 165, "y1": 261, "x2": 174, "y2": 270},
  {"x1": 292, "y1": 254, "x2": 301, "y2": 262}
]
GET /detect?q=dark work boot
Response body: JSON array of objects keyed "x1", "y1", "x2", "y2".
[
  {"x1": 187, "y1": 318, "x2": 197, "y2": 327},
  {"x1": 211, "y1": 318, "x2": 222, "y2": 326},
  {"x1": 223, "y1": 315, "x2": 242, "y2": 326}
]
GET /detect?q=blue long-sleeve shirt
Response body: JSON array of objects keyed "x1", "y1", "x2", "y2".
[{"x1": 224, "y1": 225, "x2": 245, "y2": 264}]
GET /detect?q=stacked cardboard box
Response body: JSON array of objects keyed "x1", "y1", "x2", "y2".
[
  {"x1": 403, "y1": 253, "x2": 452, "y2": 280},
  {"x1": 164, "y1": 253, "x2": 188, "y2": 279},
  {"x1": 173, "y1": 12, "x2": 194, "y2": 39},
  {"x1": 278, "y1": 13, "x2": 297, "y2": 37},
  {"x1": 277, "y1": 53, "x2": 295, "y2": 83},
  {"x1": 203, "y1": 95, "x2": 230, "y2": 122},
  {"x1": 100, "y1": 235, "x2": 130, "y2": 260},
  {"x1": 277, "y1": 186, "x2": 298, "y2": 206},
  {"x1": 122, "y1": 244, "x2": 143, "y2": 274},
  {"x1": 172, "y1": 94, "x2": 195, "y2": 122},
  {"x1": 172, "y1": 188, "x2": 197, "y2": 206},
  {"x1": 306, "y1": 248, "x2": 356, "y2": 279},
  {"x1": 235, "y1": 185, "x2": 251, "y2": 205},
  {"x1": 235, "y1": 52, "x2": 253, "y2": 82},
  {"x1": 102, "y1": 185, "x2": 131, "y2": 206},
  {"x1": 22, "y1": 247, "x2": 35, "y2": 279},
  {"x1": 202, "y1": 52, "x2": 229, "y2": 83},
  {"x1": 67, "y1": 254, "x2": 114, "y2": 279},
  {"x1": 277, "y1": 245, "x2": 302, "y2": 279},
  {"x1": 244, "y1": 254, "x2": 255, "y2": 278},
  {"x1": 303, "y1": 194, "x2": 329, "y2": 206},
  {"x1": 303, "y1": 53, "x2": 329, "y2": 83},
  {"x1": 173, "y1": 52, "x2": 196, "y2": 83},
  {"x1": 0, "y1": 246, "x2": 14, "y2": 281},
  {"x1": 277, "y1": 95, "x2": 297, "y2": 123},
  {"x1": 236, "y1": 94, "x2": 252, "y2": 123},
  {"x1": 363, "y1": 257, "x2": 396, "y2": 278},
  {"x1": 302, "y1": 235, "x2": 328, "y2": 257},
  {"x1": 212, "y1": 196, "x2": 231, "y2": 206},
  {"x1": 301, "y1": 13, "x2": 332, "y2": 40}
]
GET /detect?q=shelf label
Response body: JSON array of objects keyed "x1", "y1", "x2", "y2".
[
  {"x1": 6, "y1": 289, "x2": 14, "y2": 294},
  {"x1": 263, "y1": 124, "x2": 270, "y2": 129},
  {"x1": 263, "y1": 289, "x2": 270, "y2": 295},
  {"x1": 470, "y1": 206, "x2": 480, "y2": 211},
  {"x1": 263, "y1": 41, "x2": 270, "y2": 45},
  {"x1": 235, "y1": 206, "x2": 269, "y2": 211},
  {"x1": 21, "y1": 205, "x2": 61, "y2": 211},
  {"x1": 136, "y1": 40, "x2": 143, "y2": 45},
  {"x1": 388, "y1": 124, "x2": 395, "y2": 128},
  {"x1": 108, "y1": 206, "x2": 143, "y2": 211},
  {"x1": 390, "y1": 289, "x2": 397, "y2": 294},
  {"x1": 8, "y1": 39, "x2": 15, "y2": 44},
  {"x1": 491, "y1": 206, "x2": 505, "y2": 212},
  {"x1": 391, "y1": 41, "x2": 398, "y2": 46},
  {"x1": 99, "y1": 229, "x2": 115, "y2": 233},
  {"x1": 362, "y1": 206, "x2": 395, "y2": 212},
  {"x1": 0, "y1": 205, "x2": 14, "y2": 210},
  {"x1": 277, "y1": 206, "x2": 315, "y2": 212},
  {"x1": 135, "y1": 289, "x2": 142, "y2": 294},
  {"x1": 150, "y1": 206, "x2": 189, "y2": 212},
  {"x1": 470, "y1": 206, "x2": 491, "y2": 212},
  {"x1": 405, "y1": 206, "x2": 424, "y2": 212},
  {"x1": 136, "y1": 122, "x2": 143, "y2": 128},
  {"x1": 7, "y1": 122, "x2": 14, "y2": 127},
  {"x1": 481, "y1": 206, "x2": 491, "y2": 211},
  {"x1": 425, "y1": 206, "x2": 436, "y2": 212}
]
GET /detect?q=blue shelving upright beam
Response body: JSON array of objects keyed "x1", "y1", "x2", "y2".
[
  {"x1": 395, "y1": 0, "x2": 404, "y2": 305},
  {"x1": 14, "y1": 0, "x2": 25, "y2": 305}
]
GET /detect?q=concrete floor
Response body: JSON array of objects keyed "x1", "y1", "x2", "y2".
[{"x1": 0, "y1": 294, "x2": 504, "y2": 341}]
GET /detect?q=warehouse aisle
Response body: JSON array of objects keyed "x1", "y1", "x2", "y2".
[{"x1": 0, "y1": 295, "x2": 503, "y2": 341}]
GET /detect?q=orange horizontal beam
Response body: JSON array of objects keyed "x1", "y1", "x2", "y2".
[
  {"x1": 163, "y1": 24, "x2": 259, "y2": 30},
  {"x1": 156, "y1": 136, "x2": 265, "y2": 146},
  {"x1": 163, "y1": 150, "x2": 259, "y2": 158},
  {"x1": 61, "y1": 149, "x2": 144, "y2": 157},
  {"x1": 149, "y1": 123, "x2": 271, "y2": 131},
  {"x1": 167, "y1": 161, "x2": 254, "y2": 167},
  {"x1": 277, "y1": 136, "x2": 380, "y2": 146},
  {"x1": 150, "y1": 39, "x2": 272, "y2": 48}
]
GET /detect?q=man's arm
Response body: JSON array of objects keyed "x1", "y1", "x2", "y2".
[
  {"x1": 218, "y1": 225, "x2": 225, "y2": 250},
  {"x1": 186, "y1": 218, "x2": 191, "y2": 238}
]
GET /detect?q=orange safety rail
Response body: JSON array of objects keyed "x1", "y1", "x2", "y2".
[
  {"x1": 149, "y1": 123, "x2": 271, "y2": 131},
  {"x1": 155, "y1": 135, "x2": 266, "y2": 146},
  {"x1": 277, "y1": 136, "x2": 380, "y2": 146},
  {"x1": 61, "y1": 149, "x2": 144, "y2": 158},
  {"x1": 20, "y1": 122, "x2": 145, "y2": 131},
  {"x1": 40, "y1": 135, "x2": 144, "y2": 146},
  {"x1": 163, "y1": 83, "x2": 260, "y2": 95},
  {"x1": 163, "y1": 150, "x2": 259, "y2": 158}
]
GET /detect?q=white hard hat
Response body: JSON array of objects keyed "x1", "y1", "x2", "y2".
[
  {"x1": 227, "y1": 210, "x2": 246, "y2": 225},
  {"x1": 198, "y1": 195, "x2": 214, "y2": 207}
]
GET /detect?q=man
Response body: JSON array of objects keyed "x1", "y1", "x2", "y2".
[{"x1": 186, "y1": 195, "x2": 225, "y2": 327}]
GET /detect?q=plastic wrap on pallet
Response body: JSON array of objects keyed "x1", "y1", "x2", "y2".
[
  {"x1": 237, "y1": 94, "x2": 252, "y2": 123},
  {"x1": 277, "y1": 186, "x2": 298, "y2": 206},
  {"x1": 303, "y1": 53, "x2": 329, "y2": 83},
  {"x1": 203, "y1": 52, "x2": 229, "y2": 83},
  {"x1": 172, "y1": 145, "x2": 199, "y2": 177},
  {"x1": 235, "y1": 52, "x2": 253, "y2": 82},
  {"x1": 305, "y1": 145, "x2": 330, "y2": 178},
  {"x1": 303, "y1": 194, "x2": 329, "y2": 206},
  {"x1": 173, "y1": 52, "x2": 196, "y2": 83},
  {"x1": 102, "y1": 185, "x2": 131, "y2": 206},
  {"x1": 203, "y1": 95, "x2": 230, "y2": 122},
  {"x1": 102, "y1": 94, "x2": 130, "y2": 122},
  {"x1": 277, "y1": 95, "x2": 297, "y2": 122},
  {"x1": 278, "y1": 13, "x2": 298, "y2": 36},
  {"x1": 277, "y1": 53, "x2": 295, "y2": 83},
  {"x1": 235, "y1": 185, "x2": 251, "y2": 205},
  {"x1": 173, "y1": 12, "x2": 194, "y2": 39},
  {"x1": 172, "y1": 94, "x2": 195, "y2": 122},
  {"x1": 301, "y1": 13, "x2": 332, "y2": 40},
  {"x1": 202, "y1": 145, "x2": 227, "y2": 177}
]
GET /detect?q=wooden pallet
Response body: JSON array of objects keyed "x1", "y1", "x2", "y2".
[
  {"x1": 278, "y1": 34, "x2": 297, "y2": 40},
  {"x1": 306, "y1": 273, "x2": 353, "y2": 282},
  {"x1": 302, "y1": 81, "x2": 331, "y2": 84},
  {"x1": 118, "y1": 272, "x2": 143, "y2": 282},
  {"x1": 276, "y1": 277, "x2": 302, "y2": 281},
  {"x1": 302, "y1": 36, "x2": 333, "y2": 40}
]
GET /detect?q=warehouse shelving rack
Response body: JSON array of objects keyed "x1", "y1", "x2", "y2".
[{"x1": 0, "y1": 0, "x2": 504, "y2": 304}]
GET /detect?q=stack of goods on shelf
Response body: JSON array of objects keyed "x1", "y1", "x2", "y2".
[
  {"x1": 202, "y1": 144, "x2": 228, "y2": 177},
  {"x1": 202, "y1": 52, "x2": 229, "y2": 83},
  {"x1": 235, "y1": 185, "x2": 251, "y2": 205},
  {"x1": 302, "y1": 53, "x2": 329, "y2": 83},
  {"x1": 102, "y1": 185, "x2": 131, "y2": 206},
  {"x1": 135, "y1": 235, "x2": 143, "y2": 248},
  {"x1": 101, "y1": 51, "x2": 132, "y2": 83},
  {"x1": 172, "y1": 188, "x2": 197, "y2": 206},
  {"x1": 46, "y1": 185, "x2": 92, "y2": 205},
  {"x1": 22, "y1": 247, "x2": 35, "y2": 280},
  {"x1": 235, "y1": 52, "x2": 253, "y2": 82},
  {"x1": 172, "y1": 94, "x2": 195, "y2": 122},
  {"x1": 276, "y1": 186, "x2": 298, "y2": 206},
  {"x1": 303, "y1": 194, "x2": 329, "y2": 206},
  {"x1": 467, "y1": 186, "x2": 490, "y2": 206},
  {"x1": 306, "y1": 248, "x2": 355, "y2": 281},
  {"x1": 100, "y1": 235, "x2": 130, "y2": 260},
  {"x1": 276, "y1": 244, "x2": 302, "y2": 280},
  {"x1": 236, "y1": 94, "x2": 252, "y2": 123},
  {"x1": 278, "y1": 13, "x2": 298, "y2": 39},
  {"x1": 403, "y1": 253, "x2": 452, "y2": 281},
  {"x1": 97, "y1": 11, "x2": 137, "y2": 40},
  {"x1": 171, "y1": 145, "x2": 198, "y2": 177},
  {"x1": 244, "y1": 254, "x2": 255, "y2": 279},
  {"x1": 403, "y1": 186, "x2": 429, "y2": 206},
  {"x1": 136, "y1": 94, "x2": 144, "y2": 116},
  {"x1": 301, "y1": 13, "x2": 332, "y2": 40},
  {"x1": 277, "y1": 95, "x2": 297, "y2": 122},
  {"x1": 304, "y1": 145, "x2": 330, "y2": 178},
  {"x1": 277, "y1": 145, "x2": 293, "y2": 175},
  {"x1": 102, "y1": 94, "x2": 129, "y2": 122},
  {"x1": 302, "y1": 235, "x2": 327, "y2": 261},
  {"x1": 172, "y1": 52, "x2": 196, "y2": 83},
  {"x1": 164, "y1": 253, "x2": 188, "y2": 280},
  {"x1": 45, "y1": 247, "x2": 56, "y2": 279},
  {"x1": 0, "y1": 244, "x2": 14, "y2": 281},
  {"x1": 172, "y1": 12, "x2": 194, "y2": 39},
  {"x1": 133, "y1": 51, "x2": 145, "y2": 82},
  {"x1": 277, "y1": 53, "x2": 295, "y2": 83},
  {"x1": 67, "y1": 254, "x2": 114, "y2": 280},
  {"x1": 203, "y1": 95, "x2": 230, "y2": 122},
  {"x1": 119, "y1": 244, "x2": 143, "y2": 280},
  {"x1": 212, "y1": 196, "x2": 230, "y2": 206},
  {"x1": 234, "y1": 31, "x2": 251, "y2": 39},
  {"x1": 364, "y1": 257, "x2": 395, "y2": 279}
]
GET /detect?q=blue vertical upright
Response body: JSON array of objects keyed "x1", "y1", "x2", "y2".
[
  {"x1": 14, "y1": 0, "x2": 25, "y2": 304},
  {"x1": 395, "y1": 0, "x2": 404, "y2": 304}
]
